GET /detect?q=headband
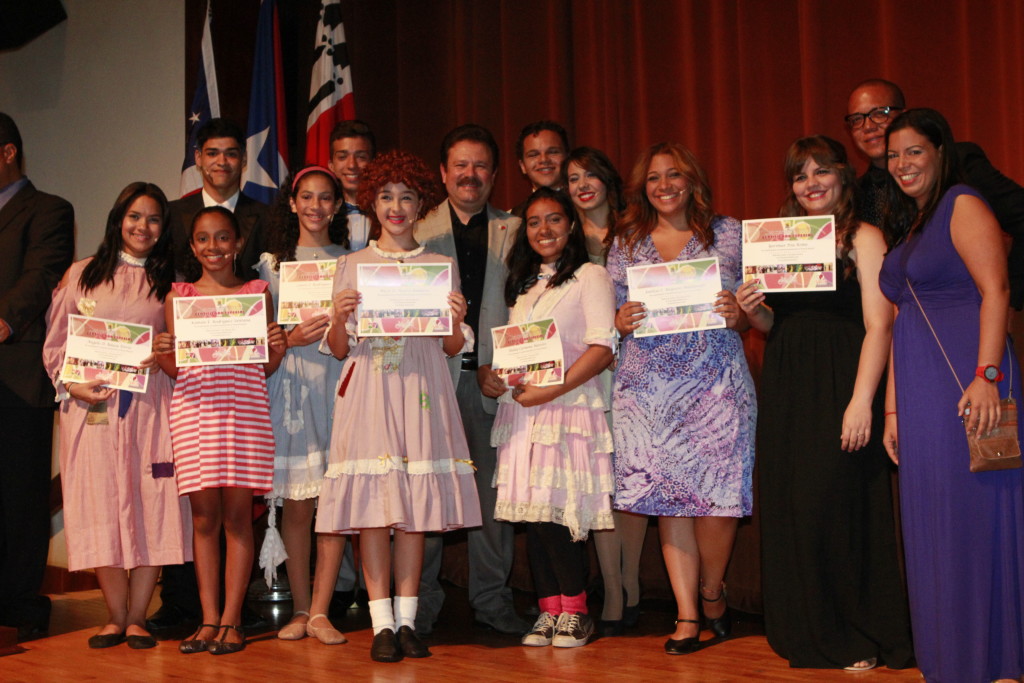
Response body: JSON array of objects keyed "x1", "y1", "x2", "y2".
[{"x1": 291, "y1": 165, "x2": 335, "y2": 192}]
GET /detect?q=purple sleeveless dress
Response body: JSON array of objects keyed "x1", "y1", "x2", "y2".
[{"x1": 879, "y1": 184, "x2": 1024, "y2": 682}]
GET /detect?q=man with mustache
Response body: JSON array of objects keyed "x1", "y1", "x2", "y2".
[
  {"x1": 845, "y1": 79, "x2": 1024, "y2": 308},
  {"x1": 416, "y1": 124, "x2": 528, "y2": 636},
  {"x1": 510, "y1": 121, "x2": 570, "y2": 219}
]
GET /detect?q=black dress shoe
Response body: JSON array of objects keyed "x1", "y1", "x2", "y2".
[
  {"x1": 145, "y1": 604, "x2": 196, "y2": 632},
  {"x1": 396, "y1": 625, "x2": 430, "y2": 658},
  {"x1": 126, "y1": 634, "x2": 157, "y2": 649},
  {"x1": 370, "y1": 628, "x2": 402, "y2": 663},
  {"x1": 88, "y1": 631, "x2": 126, "y2": 649},
  {"x1": 664, "y1": 618, "x2": 700, "y2": 655}
]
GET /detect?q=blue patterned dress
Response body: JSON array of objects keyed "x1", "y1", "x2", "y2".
[{"x1": 608, "y1": 216, "x2": 756, "y2": 517}]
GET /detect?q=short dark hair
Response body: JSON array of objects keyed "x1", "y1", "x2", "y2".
[
  {"x1": 439, "y1": 124, "x2": 499, "y2": 170},
  {"x1": 329, "y1": 119, "x2": 376, "y2": 158},
  {"x1": 196, "y1": 118, "x2": 245, "y2": 151},
  {"x1": 849, "y1": 78, "x2": 906, "y2": 109},
  {"x1": 514, "y1": 121, "x2": 569, "y2": 161},
  {"x1": 0, "y1": 112, "x2": 24, "y2": 170}
]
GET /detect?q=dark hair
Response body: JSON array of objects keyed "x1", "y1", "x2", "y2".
[
  {"x1": 617, "y1": 142, "x2": 715, "y2": 256},
  {"x1": 196, "y1": 118, "x2": 245, "y2": 151},
  {"x1": 0, "y1": 112, "x2": 23, "y2": 170},
  {"x1": 504, "y1": 187, "x2": 589, "y2": 307},
  {"x1": 356, "y1": 150, "x2": 443, "y2": 241},
  {"x1": 564, "y1": 146, "x2": 624, "y2": 257},
  {"x1": 81, "y1": 182, "x2": 174, "y2": 300},
  {"x1": 439, "y1": 124, "x2": 499, "y2": 170},
  {"x1": 267, "y1": 167, "x2": 344, "y2": 270},
  {"x1": 780, "y1": 136, "x2": 858, "y2": 274},
  {"x1": 329, "y1": 119, "x2": 376, "y2": 158},
  {"x1": 182, "y1": 206, "x2": 241, "y2": 282},
  {"x1": 848, "y1": 78, "x2": 906, "y2": 109},
  {"x1": 881, "y1": 108, "x2": 962, "y2": 246},
  {"x1": 514, "y1": 120, "x2": 570, "y2": 161}
]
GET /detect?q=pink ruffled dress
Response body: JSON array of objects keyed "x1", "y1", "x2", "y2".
[
  {"x1": 315, "y1": 243, "x2": 482, "y2": 533},
  {"x1": 490, "y1": 262, "x2": 616, "y2": 540}
]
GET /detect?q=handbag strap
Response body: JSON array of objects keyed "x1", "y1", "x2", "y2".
[{"x1": 906, "y1": 277, "x2": 1013, "y2": 399}]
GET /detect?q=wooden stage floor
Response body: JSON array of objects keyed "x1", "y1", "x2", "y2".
[{"x1": 2, "y1": 586, "x2": 922, "y2": 682}]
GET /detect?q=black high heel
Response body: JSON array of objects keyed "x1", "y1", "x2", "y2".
[
  {"x1": 700, "y1": 583, "x2": 731, "y2": 639},
  {"x1": 664, "y1": 618, "x2": 700, "y2": 655},
  {"x1": 621, "y1": 587, "x2": 640, "y2": 629}
]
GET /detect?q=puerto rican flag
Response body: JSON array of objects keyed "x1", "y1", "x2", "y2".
[
  {"x1": 179, "y1": 0, "x2": 220, "y2": 198},
  {"x1": 304, "y1": 0, "x2": 356, "y2": 166},
  {"x1": 242, "y1": 0, "x2": 289, "y2": 205}
]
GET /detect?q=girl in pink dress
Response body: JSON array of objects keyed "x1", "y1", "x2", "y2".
[
  {"x1": 317, "y1": 150, "x2": 481, "y2": 663},
  {"x1": 161, "y1": 206, "x2": 286, "y2": 655},
  {"x1": 489, "y1": 187, "x2": 616, "y2": 649},
  {"x1": 43, "y1": 182, "x2": 191, "y2": 650}
]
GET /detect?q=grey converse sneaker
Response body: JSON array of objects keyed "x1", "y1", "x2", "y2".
[
  {"x1": 552, "y1": 611, "x2": 595, "y2": 648},
  {"x1": 521, "y1": 611, "x2": 557, "y2": 647}
]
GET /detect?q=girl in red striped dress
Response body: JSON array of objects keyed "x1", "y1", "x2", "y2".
[{"x1": 159, "y1": 206, "x2": 286, "y2": 655}]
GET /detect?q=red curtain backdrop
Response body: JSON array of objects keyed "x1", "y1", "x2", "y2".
[{"x1": 185, "y1": 0, "x2": 1024, "y2": 610}]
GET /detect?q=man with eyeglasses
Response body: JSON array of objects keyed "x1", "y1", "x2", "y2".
[{"x1": 846, "y1": 78, "x2": 1024, "y2": 311}]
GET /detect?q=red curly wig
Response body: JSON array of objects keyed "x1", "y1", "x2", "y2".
[{"x1": 356, "y1": 150, "x2": 443, "y2": 238}]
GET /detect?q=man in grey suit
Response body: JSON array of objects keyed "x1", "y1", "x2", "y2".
[
  {"x1": 415, "y1": 124, "x2": 528, "y2": 635},
  {"x1": 0, "y1": 112, "x2": 75, "y2": 640}
]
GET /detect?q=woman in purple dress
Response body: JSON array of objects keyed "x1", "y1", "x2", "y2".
[
  {"x1": 608, "y1": 142, "x2": 755, "y2": 655},
  {"x1": 879, "y1": 108, "x2": 1024, "y2": 683}
]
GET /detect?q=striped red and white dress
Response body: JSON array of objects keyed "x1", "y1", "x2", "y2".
[{"x1": 169, "y1": 280, "x2": 275, "y2": 495}]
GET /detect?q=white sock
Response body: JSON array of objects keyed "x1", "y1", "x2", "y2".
[
  {"x1": 393, "y1": 595, "x2": 418, "y2": 630},
  {"x1": 368, "y1": 597, "x2": 395, "y2": 635}
]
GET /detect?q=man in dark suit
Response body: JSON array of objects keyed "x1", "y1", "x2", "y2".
[
  {"x1": 0, "y1": 112, "x2": 75, "y2": 641},
  {"x1": 168, "y1": 118, "x2": 268, "y2": 280},
  {"x1": 509, "y1": 120, "x2": 569, "y2": 220},
  {"x1": 148, "y1": 118, "x2": 269, "y2": 633}
]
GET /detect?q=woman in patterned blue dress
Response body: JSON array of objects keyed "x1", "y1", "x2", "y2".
[{"x1": 607, "y1": 142, "x2": 756, "y2": 655}]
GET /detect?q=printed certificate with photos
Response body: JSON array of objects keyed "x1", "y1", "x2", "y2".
[
  {"x1": 491, "y1": 318, "x2": 564, "y2": 388},
  {"x1": 626, "y1": 258, "x2": 726, "y2": 337},
  {"x1": 357, "y1": 263, "x2": 453, "y2": 336},
  {"x1": 741, "y1": 214, "x2": 836, "y2": 291},
  {"x1": 59, "y1": 314, "x2": 153, "y2": 393},
  {"x1": 173, "y1": 294, "x2": 269, "y2": 367},
  {"x1": 277, "y1": 259, "x2": 337, "y2": 324}
]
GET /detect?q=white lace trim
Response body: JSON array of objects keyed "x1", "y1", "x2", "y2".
[
  {"x1": 491, "y1": 420, "x2": 613, "y2": 451},
  {"x1": 267, "y1": 479, "x2": 323, "y2": 501},
  {"x1": 493, "y1": 500, "x2": 614, "y2": 541},
  {"x1": 324, "y1": 456, "x2": 476, "y2": 477},
  {"x1": 369, "y1": 239, "x2": 426, "y2": 260},
  {"x1": 493, "y1": 462, "x2": 614, "y2": 496},
  {"x1": 119, "y1": 251, "x2": 147, "y2": 267}
]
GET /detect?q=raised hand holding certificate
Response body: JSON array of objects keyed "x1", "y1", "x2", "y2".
[
  {"x1": 491, "y1": 318, "x2": 564, "y2": 388},
  {"x1": 626, "y1": 258, "x2": 725, "y2": 337},
  {"x1": 277, "y1": 259, "x2": 337, "y2": 324},
  {"x1": 741, "y1": 215, "x2": 836, "y2": 291},
  {"x1": 357, "y1": 263, "x2": 453, "y2": 336},
  {"x1": 60, "y1": 314, "x2": 153, "y2": 393},
  {"x1": 173, "y1": 294, "x2": 269, "y2": 367}
]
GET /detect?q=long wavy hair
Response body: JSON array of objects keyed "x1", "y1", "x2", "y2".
[
  {"x1": 504, "y1": 187, "x2": 590, "y2": 307},
  {"x1": 355, "y1": 150, "x2": 443, "y2": 241},
  {"x1": 80, "y1": 182, "x2": 174, "y2": 300},
  {"x1": 266, "y1": 166, "x2": 345, "y2": 270},
  {"x1": 564, "y1": 146, "x2": 624, "y2": 259},
  {"x1": 881, "y1": 108, "x2": 963, "y2": 246},
  {"x1": 616, "y1": 142, "x2": 715, "y2": 256},
  {"x1": 780, "y1": 135, "x2": 858, "y2": 274}
]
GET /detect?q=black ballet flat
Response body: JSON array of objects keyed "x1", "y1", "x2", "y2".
[
  {"x1": 178, "y1": 623, "x2": 219, "y2": 654},
  {"x1": 700, "y1": 583, "x2": 732, "y2": 639},
  {"x1": 207, "y1": 624, "x2": 246, "y2": 655},
  {"x1": 664, "y1": 618, "x2": 701, "y2": 655},
  {"x1": 126, "y1": 634, "x2": 157, "y2": 649},
  {"x1": 88, "y1": 631, "x2": 126, "y2": 649},
  {"x1": 370, "y1": 628, "x2": 402, "y2": 663}
]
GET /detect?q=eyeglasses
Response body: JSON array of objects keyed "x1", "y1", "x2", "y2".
[{"x1": 844, "y1": 106, "x2": 903, "y2": 129}]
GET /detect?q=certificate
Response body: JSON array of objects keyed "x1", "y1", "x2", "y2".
[
  {"x1": 626, "y1": 258, "x2": 725, "y2": 337},
  {"x1": 357, "y1": 263, "x2": 453, "y2": 336},
  {"x1": 59, "y1": 314, "x2": 152, "y2": 393},
  {"x1": 277, "y1": 259, "x2": 337, "y2": 324},
  {"x1": 173, "y1": 294, "x2": 269, "y2": 367},
  {"x1": 491, "y1": 318, "x2": 564, "y2": 388},
  {"x1": 741, "y1": 215, "x2": 836, "y2": 291}
]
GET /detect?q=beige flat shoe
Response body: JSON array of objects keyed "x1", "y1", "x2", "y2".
[
  {"x1": 306, "y1": 613, "x2": 346, "y2": 645},
  {"x1": 277, "y1": 611, "x2": 309, "y2": 641}
]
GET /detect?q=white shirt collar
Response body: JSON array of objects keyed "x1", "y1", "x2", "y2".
[{"x1": 201, "y1": 188, "x2": 240, "y2": 211}]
